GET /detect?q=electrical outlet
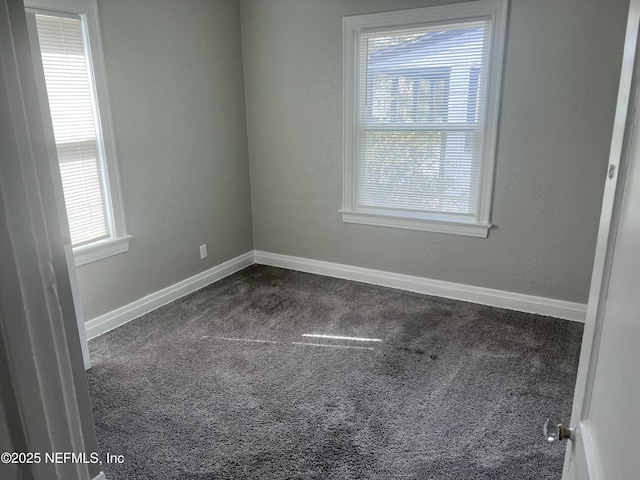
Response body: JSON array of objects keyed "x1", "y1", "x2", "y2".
[{"x1": 199, "y1": 244, "x2": 207, "y2": 259}]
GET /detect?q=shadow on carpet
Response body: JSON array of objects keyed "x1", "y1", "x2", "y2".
[{"x1": 87, "y1": 265, "x2": 582, "y2": 479}]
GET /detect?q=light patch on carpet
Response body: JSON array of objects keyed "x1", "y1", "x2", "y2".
[
  {"x1": 301, "y1": 333, "x2": 383, "y2": 342},
  {"x1": 209, "y1": 336, "x2": 378, "y2": 350},
  {"x1": 290, "y1": 341, "x2": 376, "y2": 351},
  {"x1": 210, "y1": 336, "x2": 280, "y2": 344}
]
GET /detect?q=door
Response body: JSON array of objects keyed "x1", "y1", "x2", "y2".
[
  {"x1": 561, "y1": 1, "x2": 640, "y2": 478},
  {"x1": 24, "y1": 12, "x2": 91, "y2": 370}
]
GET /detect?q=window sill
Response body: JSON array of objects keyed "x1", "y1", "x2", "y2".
[
  {"x1": 340, "y1": 210, "x2": 491, "y2": 238},
  {"x1": 73, "y1": 235, "x2": 132, "y2": 267}
]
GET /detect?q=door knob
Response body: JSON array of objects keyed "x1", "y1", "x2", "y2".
[{"x1": 543, "y1": 418, "x2": 574, "y2": 443}]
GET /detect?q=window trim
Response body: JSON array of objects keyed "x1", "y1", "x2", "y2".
[
  {"x1": 25, "y1": 0, "x2": 131, "y2": 265},
  {"x1": 341, "y1": 0, "x2": 508, "y2": 238}
]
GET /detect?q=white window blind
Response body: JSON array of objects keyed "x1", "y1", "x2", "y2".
[
  {"x1": 35, "y1": 13, "x2": 109, "y2": 247},
  {"x1": 357, "y1": 20, "x2": 490, "y2": 217}
]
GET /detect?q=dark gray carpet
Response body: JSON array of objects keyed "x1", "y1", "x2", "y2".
[{"x1": 87, "y1": 265, "x2": 583, "y2": 480}]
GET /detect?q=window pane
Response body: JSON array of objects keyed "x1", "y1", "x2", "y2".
[
  {"x1": 359, "y1": 130, "x2": 480, "y2": 215},
  {"x1": 362, "y1": 22, "x2": 487, "y2": 125}
]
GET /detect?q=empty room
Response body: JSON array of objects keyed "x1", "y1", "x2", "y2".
[{"x1": 2, "y1": 0, "x2": 640, "y2": 479}]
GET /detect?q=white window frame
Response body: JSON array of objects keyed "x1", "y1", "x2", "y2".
[
  {"x1": 341, "y1": 0, "x2": 508, "y2": 238},
  {"x1": 25, "y1": 0, "x2": 131, "y2": 265}
]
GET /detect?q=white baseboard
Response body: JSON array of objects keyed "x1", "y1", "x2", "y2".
[
  {"x1": 92, "y1": 472, "x2": 107, "y2": 480},
  {"x1": 254, "y1": 251, "x2": 587, "y2": 322},
  {"x1": 85, "y1": 251, "x2": 254, "y2": 339}
]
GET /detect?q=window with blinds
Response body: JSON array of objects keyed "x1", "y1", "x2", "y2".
[
  {"x1": 359, "y1": 22, "x2": 487, "y2": 216},
  {"x1": 35, "y1": 13, "x2": 109, "y2": 247},
  {"x1": 342, "y1": 1, "x2": 507, "y2": 237}
]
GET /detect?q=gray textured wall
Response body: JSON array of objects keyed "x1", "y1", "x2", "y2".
[
  {"x1": 76, "y1": 0, "x2": 253, "y2": 320},
  {"x1": 240, "y1": 0, "x2": 629, "y2": 304}
]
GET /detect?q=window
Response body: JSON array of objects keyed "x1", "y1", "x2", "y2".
[
  {"x1": 342, "y1": 0, "x2": 508, "y2": 237},
  {"x1": 25, "y1": 0, "x2": 130, "y2": 265}
]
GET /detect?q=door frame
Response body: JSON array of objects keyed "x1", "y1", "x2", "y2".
[{"x1": 0, "y1": 0, "x2": 102, "y2": 478}]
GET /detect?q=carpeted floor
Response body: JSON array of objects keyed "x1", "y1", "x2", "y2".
[{"x1": 87, "y1": 265, "x2": 583, "y2": 479}]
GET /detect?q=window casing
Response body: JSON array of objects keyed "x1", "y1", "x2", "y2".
[
  {"x1": 25, "y1": 0, "x2": 130, "y2": 265},
  {"x1": 342, "y1": 1, "x2": 508, "y2": 237}
]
